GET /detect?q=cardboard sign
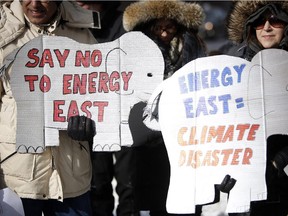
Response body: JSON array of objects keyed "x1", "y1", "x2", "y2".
[
  {"x1": 144, "y1": 49, "x2": 288, "y2": 213},
  {"x1": 8, "y1": 32, "x2": 164, "y2": 153}
]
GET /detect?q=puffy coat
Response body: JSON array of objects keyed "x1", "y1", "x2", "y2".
[
  {"x1": 227, "y1": 1, "x2": 288, "y2": 60},
  {"x1": 0, "y1": 0, "x2": 97, "y2": 201}
]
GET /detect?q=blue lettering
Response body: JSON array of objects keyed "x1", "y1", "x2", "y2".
[
  {"x1": 184, "y1": 98, "x2": 194, "y2": 118},
  {"x1": 208, "y1": 96, "x2": 217, "y2": 115},
  {"x1": 233, "y1": 64, "x2": 246, "y2": 83},
  {"x1": 188, "y1": 72, "x2": 201, "y2": 92},
  {"x1": 218, "y1": 94, "x2": 231, "y2": 114},
  {"x1": 222, "y1": 67, "x2": 233, "y2": 86},
  {"x1": 179, "y1": 76, "x2": 188, "y2": 94},
  {"x1": 210, "y1": 69, "x2": 220, "y2": 88},
  {"x1": 201, "y1": 70, "x2": 209, "y2": 89},
  {"x1": 196, "y1": 96, "x2": 208, "y2": 117}
]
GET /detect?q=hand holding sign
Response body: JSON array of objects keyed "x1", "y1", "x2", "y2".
[
  {"x1": 67, "y1": 115, "x2": 96, "y2": 142},
  {"x1": 7, "y1": 32, "x2": 164, "y2": 153}
]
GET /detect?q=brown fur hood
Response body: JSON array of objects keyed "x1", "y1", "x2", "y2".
[
  {"x1": 228, "y1": 0, "x2": 288, "y2": 43},
  {"x1": 123, "y1": 0, "x2": 204, "y2": 32}
]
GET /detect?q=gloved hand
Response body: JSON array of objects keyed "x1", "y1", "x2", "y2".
[
  {"x1": 273, "y1": 146, "x2": 288, "y2": 171},
  {"x1": 218, "y1": 174, "x2": 236, "y2": 193},
  {"x1": 67, "y1": 115, "x2": 96, "y2": 141}
]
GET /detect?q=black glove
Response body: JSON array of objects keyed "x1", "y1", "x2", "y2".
[
  {"x1": 218, "y1": 174, "x2": 236, "y2": 193},
  {"x1": 67, "y1": 115, "x2": 96, "y2": 141},
  {"x1": 273, "y1": 146, "x2": 288, "y2": 171}
]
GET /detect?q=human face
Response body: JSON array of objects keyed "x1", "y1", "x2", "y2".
[
  {"x1": 255, "y1": 15, "x2": 286, "y2": 48},
  {"x1": 152, "y1": 19, "x2": 178, "y2": 45},
  {"x1": 21, "y1": 0, "x2": 58, "y2": 25}
]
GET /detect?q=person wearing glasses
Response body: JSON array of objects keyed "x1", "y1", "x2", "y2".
[
  {"x1": 227, "y1": 1, "x2": 288, "y2": 61},
  {"x1": 0, "y1": 1, "x2": 101, "y2": 215},
  {"x1": 227, "y1": 1, "x2": 288, "y2": 216},
  {"x1": 123, "y1": 1, "x2": 206, "y2": 215}
]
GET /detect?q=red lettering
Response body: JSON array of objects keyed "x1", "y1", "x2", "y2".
[
  {"x1": 53, "y1": 100, "x2": 66, "y2": 122},
  {"x1": 73, "y1": 74, "x2": 87, "y2": 94},
  {"x1": 39, "y1": 75, "x2": 51, "y2": 93},
  {"x1": 236, "y1": 124, "x2": 250, "y2": 140},
  {"x1": 222, "y1": 125, "x2": 234, "y2": 142},
  {"x1": 54, "y1": 49, "x2": 70, "y2": 67},
  {"x1": 93, "y1": 101, "x2": 108, "y2": 122},
  {"x1": 67, "y1": 100, "x2": 80, "y2": 119},
  {"x1": 39, "y1": 49, "x2": 54, "y2": 67},
  {"x1": 109, "y1": 71, "x2": 120, "y2": 91},
  {"x1": 242, "y1": 148, "x2": 253, "y2": 164},
  {"x1": 91, "y1": 50, "x2": 102, "y2": 67},
  {"x1": 121, "y1": 71, "x2": 132, "y2": 91},
  {"x1": 63, "y1": 74, "x2": 73, "y2": 95},
  {"x1": 248, "y1": 124, "x2": 260, "y2": 141},
  {"x1": 207, "y1": 126, "x2": 225, "y2": 143},
  {"x1": 81, "y1": 101, "x2": 92, "y2": 118},
  {"x1": 221, "y1": 149, "x2": 233, "y2": 165},
  {"x1": 25, "y1": 48, "x2": 39, "y2": 67},
  {"x1": 24, "y1": 75, "x2": 38, "y2": 91},
  {"x1": 212, "y1": 150, "x2": 220, "y2": 166},
  {"x1": 231, "y1": 149, "x2": 243, "y2": 165},
  {"x1": 75, "y1": 50, "x2": 90, "y2": 67},
  {"x1": 88, "y1": 72, "x2": 98, "y2": 93},
  {"x1": 98, "y1": 72, "x2": 109, "y2": 93}
]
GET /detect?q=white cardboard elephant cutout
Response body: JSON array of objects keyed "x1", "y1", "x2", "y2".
[
  {"x1": 143, "y1": 49, "x2": 288, "y2": 213},
  {"x1": 4, "y1": 32, "x2": 164, "y2": 153}
]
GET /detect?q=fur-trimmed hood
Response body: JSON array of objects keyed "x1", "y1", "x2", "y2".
[
  {"x1": 228, "y1": 1, "x2": 288, "y2": 43},
  {"x1": 123, "y1": 0, "x2": 204, "y2": 32}
]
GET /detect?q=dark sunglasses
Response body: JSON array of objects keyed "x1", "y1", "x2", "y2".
[{"x1": 254, "y1": 15, "x2": 286, "y2": 30}]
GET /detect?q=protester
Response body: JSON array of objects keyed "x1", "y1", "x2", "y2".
[
  {"x1": 227, "y1": 1, "x2": 288, "y2": 60},
  {"x1": 0, "y1": 1, "x2": 99, "y2": 215},
  {"x1": 227, "y1": 1, "x2": 288, "y2": 215},
  {"x1": 123, "y1": 1, "x2": 206, "y2": 215},
  {"x1": 88, "y1": 2, "x2": 139, "y2": 216}
]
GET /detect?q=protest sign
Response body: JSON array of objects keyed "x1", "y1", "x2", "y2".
[
  {"x1": 8, "y1": 32, "x2": 164, "y2": 153},
  {"x1": 143, "y1": 49, "x2": 288, "y2": 213}
]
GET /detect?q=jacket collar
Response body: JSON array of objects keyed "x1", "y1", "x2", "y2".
[{"x1": 0, "y1": 1, "x2": 98, "y2": 49}]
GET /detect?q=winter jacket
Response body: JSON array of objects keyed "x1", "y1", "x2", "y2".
[
  {"x1": 227, "y1": 1, "x2": 288, "y2": 61},
  {"x1": 122, "y1": 1, "x2": 206, "y2": 213},
  {"x1": 123, "y1": 0, "x2": 206, "y2": 79},
  {"x1": 227, "y1": 1, "x2": 288, "y2": 215},
  {"x1": 0, "y1": 0, "x2": 97, "y2": 201}
]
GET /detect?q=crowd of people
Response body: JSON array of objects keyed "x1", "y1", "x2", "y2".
[{"x1": 0, "y1": 0, "x2": 288, "y2": 216}]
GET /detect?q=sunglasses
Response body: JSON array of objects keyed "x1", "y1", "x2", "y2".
[{"x1": 254, "y1": 15, "x2": 286, "y2": 30}]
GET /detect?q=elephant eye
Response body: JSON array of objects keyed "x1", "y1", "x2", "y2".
[{"x1": 147, "y1": 73, "x2": 153, "y2": 77}]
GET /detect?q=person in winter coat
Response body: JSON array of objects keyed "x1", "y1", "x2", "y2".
[
  {"x1": 123, "y1": 0, "x2": 206, "y2": 80},
  {"x1": 227, "y1": 1, "x2": 288, "y2": 216},
  {"x1": 0, "y1": 1, "x2": 99, "y2": 215},
  {"x1": 88, "y1": 2, "x2": 140, "y2": 216},
  {"x1": 123, "y1": 1, "x2": 206, "y2": 215},
  {"x1": 227, "y1": 0, "x2": 288, "y2": 61}
]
